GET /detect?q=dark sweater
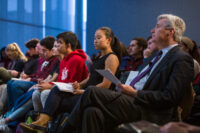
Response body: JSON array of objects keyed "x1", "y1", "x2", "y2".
[{"x1": 23, "y1": 54, "x2": 40, "y2": 75}]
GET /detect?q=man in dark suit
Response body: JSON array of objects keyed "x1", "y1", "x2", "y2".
[{"x1": 59, "y1": 14, "x2": 194, "y2": 133}]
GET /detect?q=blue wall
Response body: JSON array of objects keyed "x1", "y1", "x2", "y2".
[
  {"x1": 0, "y1": 0, "x2": 78, "y2": 53},
  {"x1": 86, "y1": 0, "x2": 200, "y2": 56},
  {"x1": 0, "y1": 0, "x2": 43, "y2": 53},
  {"x1": 1, "y1": 0, "x2": 200, "y2": 56}
]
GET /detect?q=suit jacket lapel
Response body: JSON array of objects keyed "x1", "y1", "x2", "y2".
[{"x1": 142, "y1": 46, "x2": 179, "y2": 90}]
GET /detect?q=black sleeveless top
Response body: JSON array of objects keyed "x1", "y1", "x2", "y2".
[{"x1": 86, "y1": 52, "x2": 120, "y2": 90}]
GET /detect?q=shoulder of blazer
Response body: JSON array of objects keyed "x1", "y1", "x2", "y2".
[{"x1": 142, "y1": 46, "x2": 183, "y2": 90}]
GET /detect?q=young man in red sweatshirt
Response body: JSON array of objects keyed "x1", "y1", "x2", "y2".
[
  {"x1": 36, "y1": 31, "x2": 88, "y2": 91},
  {"x1": 31, "y1": 31, "x2": 89, "y2": 108}
]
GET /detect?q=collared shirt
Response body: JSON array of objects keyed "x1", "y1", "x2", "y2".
[
  {"x1": 30, "y1": 56, "x2": 59, "y2": 82},
  {"x1": 134, "y1": 44, "x2": 178, "y2": 90},
  {"x1": 120, "y1": 56, "x2": 143, "y2": 71}
]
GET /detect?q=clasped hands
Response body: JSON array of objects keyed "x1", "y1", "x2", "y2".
[
  {"x1": 72, "y1": 81, "x2": 84, "y2": 95},
  {"x1": 118, "y1": 84, "x2": 138, "y2": 97}
]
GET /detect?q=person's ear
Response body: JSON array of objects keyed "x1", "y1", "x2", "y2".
[
  {"x1": 66, "y1": 43, "x2": 72, "y2": 49},
  {"x1": 107, "y1": 38, "x2": 112, "y2": 45},
  {"x1": 169, "y1": 28, "x2": 175, "y2": 36}
]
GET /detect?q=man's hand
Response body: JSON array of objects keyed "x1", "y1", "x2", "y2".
[
  {"x1": 118, "y1": 84, "x2": 137, "y2": 97},
  {"x1": 72, "y1": 81, "x2": 81, "y2": 90},
  {"x1": 72, "y1": 81, "x2": 84, "y2": 95},
  {"x1": 38, "y1": 82, "x2": 53, "y2": 91},
  {"x1": 143, "y1": 48, "x2": 152, "y2": 58}
]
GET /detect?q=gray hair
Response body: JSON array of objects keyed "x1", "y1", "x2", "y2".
[{"x1": 157, "y1": 14, "x2": 186, "y2": 43}]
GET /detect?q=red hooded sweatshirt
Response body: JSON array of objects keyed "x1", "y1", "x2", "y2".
[{"x1": 57, "y1": 49, "x2": 88, "y2": 83}]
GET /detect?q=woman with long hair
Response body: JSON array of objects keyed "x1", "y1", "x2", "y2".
[{"x1": 6, "y1": 42, "x2": 27, "y2": 77}]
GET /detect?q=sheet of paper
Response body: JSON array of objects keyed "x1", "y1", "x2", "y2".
[
  {"x1": 52, "y1": 82, "x2": 74, "y2": 93},
  {"x1": 96, "y1": 69, "x2": 121, "y2": 86},
  {"x1": 11, "y1": 78, "x2": 29, "y2": 82},
  {"x1": 125, "y1": 71, "x2": 139, "y2": 85}
]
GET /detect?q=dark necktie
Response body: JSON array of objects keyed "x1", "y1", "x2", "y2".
[{"x1": 130, "y1": 51, "x2": 163, "y2": 87}]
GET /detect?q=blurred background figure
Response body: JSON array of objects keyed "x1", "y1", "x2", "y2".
[
  {"x1": 179, "y1": 36, "x2": 200, "y2": 80},
  {"x1": 5, "y1": 43, "x2": 27, "y2": 78},
  {"x1": 120, "y1": 37, "x2": 147, "y2": 71},
  {"x1": 143, "y1": 36, "x2": 159, "y2": 59},
  {"x1": 0, "y1": 47, "x2": 11, "y2": 69}
]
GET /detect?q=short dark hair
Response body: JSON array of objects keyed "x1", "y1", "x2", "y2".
[
  {"x1": 147, "y1": 36, "x2": 152, "y2": 41},
  {"x1": 40, "y1": 36, "x2": 55, "y2": 50},
  {"x1": 25, "y1": 39, "x2": 39, "y2": 49},
  {"x1": 76, "y1": 40, "x2": 82, "y2": 49},
  {"x1": 133, "y1": 37, "x2": 147, "y2": 51},
  {"x1": 56, "y1": 31, "x2": 78, "y2": 51}
]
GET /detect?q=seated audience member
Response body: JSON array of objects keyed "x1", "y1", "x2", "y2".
[
  {"x1": 0, "y1": 39, "x2": 39, "y2": 86},
  {"x1": 10, "y1": 39, "x2": 40, "y2": 79},
  {"x1": 6, "y1": 43, "x2": 27, "y2": 77},
  {"x1": 143, "y1": 36, "x2": 159, "y2": 59},
  {"x1": 22, "y1": 39, "x2": 40, "y2": 75},
  {"x1": 120, "y1": 37, "x2": 147, "y2": 71},
  {"x1": 6, "y1": 36, "x2": 59, "y2": 111},
  {"x1": 52, "y1": 14, "x2": 194, "y2": 133},
  {"x1": 0, "y1": 43, "x2": 27, "y2": 115},
  {"x1": 32, "y1": 40, "x2": 64, "y2": 111},
  {"x1": 0, "y1": 42, "x2": 44, "y2": 116},
  {"x1": 181, "y1": 40, "x2": 200, "y2": 126},
  {"x1": 0, "y1": 47, "x2": 11, "y2": 69},
  {"x1": 137, "y1": 36, "x2": 159, "y2": 71},
  {"x1": 0, "y1": 40, "x2": 61, "y2": 128},
  {"x1": 43, "y1": 40, "x2": 64, "y2": 82},
  {"x1": 0, "y1": 40, "x2": 39, "y2": 116},
  {"x1": 143, "y1": 36, "x2": 152, "y2": 59},
  {"x1": 20, "y1": 27, "x2": 122, "y2": 132},
  {"x1": 180, "y1": 36, "x2": 200, "y2": 79}
]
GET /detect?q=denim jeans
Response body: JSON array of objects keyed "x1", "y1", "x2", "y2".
[
  {"x1": 6, "y1": 99, "x2": 32, "y2": 121},
  {"x1": 7, "y1": 80, "x2": 36, "y2": 110}
]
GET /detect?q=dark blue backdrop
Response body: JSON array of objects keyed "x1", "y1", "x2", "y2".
[{"x1": 0, "y1": 0, "x2": 200, "y2": 56}]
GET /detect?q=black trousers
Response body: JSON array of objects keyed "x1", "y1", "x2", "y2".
[
  {"x1": 65, "y1": 86, "x2": 141, "y2": 133},
  {"x1": 43, "y1": 86, "x2": 81, "y2": 117}
]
